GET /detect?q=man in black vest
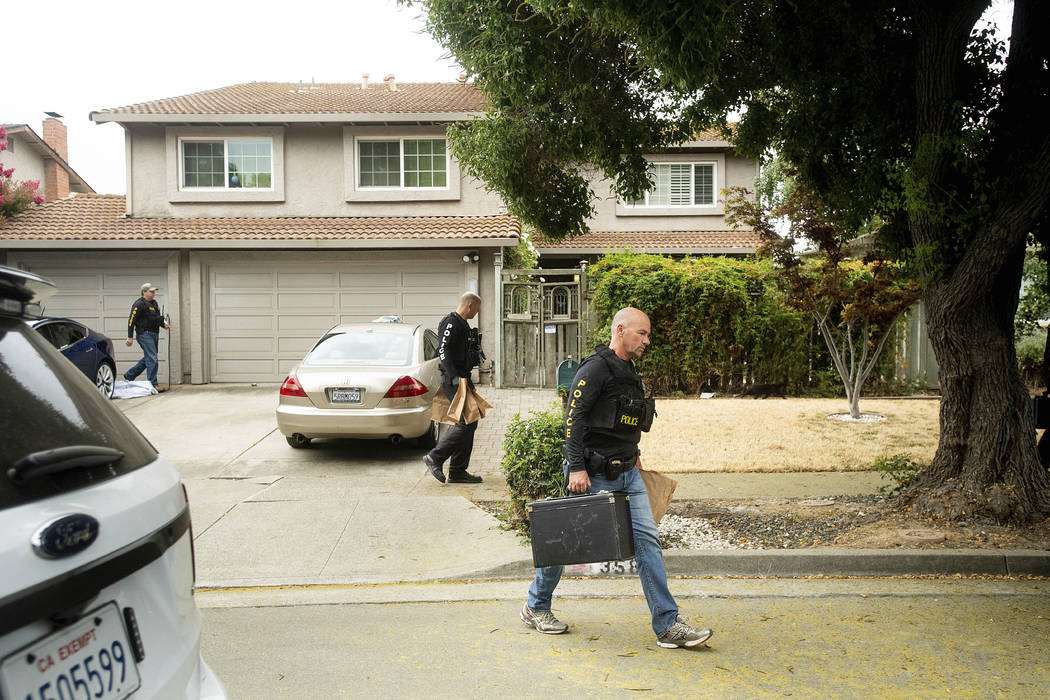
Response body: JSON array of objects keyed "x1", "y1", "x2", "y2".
[
  {"x1": 519, "y1": 307, "x2": 714, "y2": 648},
  {"x1": 124, "y1": 282, "x2": 169, "y2": 391},
  {"x1": 424, "y1": 292, "x2": 484, "y2": 484}
]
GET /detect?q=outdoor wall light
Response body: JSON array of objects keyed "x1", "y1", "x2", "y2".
[{"x1": 462, "y1": 252, "x2": 480, "y2": 263}]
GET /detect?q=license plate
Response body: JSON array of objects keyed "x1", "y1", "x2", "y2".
[
  {"x1": 1, "y1": 602, "x2": 141, "y2": 700},
  {"x1": 331, "y1": 388, "x2": 362, "y2": 403}
]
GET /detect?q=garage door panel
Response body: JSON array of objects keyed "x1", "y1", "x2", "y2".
[
  {"x1": 36, "y1": 272, "x2": 101, "y2": 290},
  {"x1": 338, "y1": 292, "x2": 399, "y2": 311},
  {"x1": 214, "y1": 336, "x2": 276, "y2": 354},
  {"x1": 214, "y1": 272, "x2": 273, "y2": 289},
  {"x1": 278, "y1": 293, "x2": 337, "y2": 311},
  {"x1": 215, "y1": 293, "x2": 274, "y2": 310},
  {"x1": 211, "y1": 260, "x2": 464, "y2": 382},
  {"x1": 43, "y1": 293, "x2": 102, "y2": 317},
  {"x1": 102, "y1": 273, "x2": 161, "y2": 290},
  {"x1": 277, "y1": 272, "x2": 338, "y2": 288},
  {"x1": 339, "y1": 271, "x2": 399, "y2": 288},
  {"x1": 278, "y1": 315, "x2": 338, "y2": 332},
  {"x1": 215, "y1": 315, "x2": 276, "y2": 332}
]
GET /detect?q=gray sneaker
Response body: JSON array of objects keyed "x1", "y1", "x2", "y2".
[
  {"x1": 657, "y1": 616, "x2": 713, "y2": 648},
  {"x1": 520, "y1": 603, "x2": 568, "y2": 634}
]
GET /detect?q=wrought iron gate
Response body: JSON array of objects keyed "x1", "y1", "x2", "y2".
[{"x1": 499, "y1": 267, "x2": 587, "y2": 387}]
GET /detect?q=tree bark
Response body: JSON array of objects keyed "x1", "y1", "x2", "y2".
[{"x1": 913, "y1": 248, "x2": 1050, "y2": 521}]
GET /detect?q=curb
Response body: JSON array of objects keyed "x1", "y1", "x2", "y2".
[{"x1": 468, "y1": 549, "x2": 1050, "y2": 580}]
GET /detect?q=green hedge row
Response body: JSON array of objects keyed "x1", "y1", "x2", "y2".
[{"x1": 587, "y1": 253, "x2": 811, "y2": 394}]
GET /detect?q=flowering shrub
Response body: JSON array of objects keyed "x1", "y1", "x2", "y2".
[{"x1": 0, "y1": 126, "x2": 46, "y2": 220}]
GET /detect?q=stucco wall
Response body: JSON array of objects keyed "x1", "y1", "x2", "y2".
[
  {"x1": 127, "y1": 124, "x2": 505, "y2": 218},
  {"x1": 1, "y1": 132, "x2": 47, "y2": 190}
]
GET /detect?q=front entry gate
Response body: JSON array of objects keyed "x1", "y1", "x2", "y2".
[{"x1": 500, "y1": 268, "x2": 587, "y2": 387}]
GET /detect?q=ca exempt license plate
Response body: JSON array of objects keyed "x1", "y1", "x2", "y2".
[
  {"x1": 1, "y1": 602, "x2": 141, "y2": 700},
  {"x1": 331, "y1": 388, "x2": 362, "y2": 403}
]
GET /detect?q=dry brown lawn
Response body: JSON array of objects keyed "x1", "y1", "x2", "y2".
[{"x1": 639, "y1": 397, "x2": 940, "y2": 473}]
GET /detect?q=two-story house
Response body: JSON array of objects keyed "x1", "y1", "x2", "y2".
[{"x1": 0, "y1": 79, "x2": 760, "y2": 387}]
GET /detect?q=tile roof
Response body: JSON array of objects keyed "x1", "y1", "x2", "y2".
[
  {"x1": 0, "y1": 194, "x2": 519, "y2": 244},
  {"x1": 92, "y1": 82, "x2": 487, "y2": 120},
  {"x1": 534, "y1": 229, "x2": 762, "y2": 253}
]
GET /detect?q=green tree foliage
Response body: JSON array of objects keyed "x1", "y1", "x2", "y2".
[
  {"x1": 409, "y1": 0, "x2": 1050, "y2": 520},
  {"x1": 725, "y1": 185, "x2": 921, "y2": 417},
  {"x1": 1016, "y1": 243, "x2": 1050, "y2": 341},
  {"x1": 587, "y1": 252, "x2": 809, "y2": 394}
]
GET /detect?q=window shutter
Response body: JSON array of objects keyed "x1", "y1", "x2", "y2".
[{"x1": 694, "y1": 164, "x2": 713, "y2": 205}]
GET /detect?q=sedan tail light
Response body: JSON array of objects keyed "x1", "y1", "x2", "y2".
[
  {"x1": 384, "y1": 375, "x2": 428, "y2": 398},
  {"x1": 280, "y1": 373, "x2": 308, "y2": 397}
]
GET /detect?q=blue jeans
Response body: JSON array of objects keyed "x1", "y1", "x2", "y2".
[
  {"x1": 527, "y1": 463, "x2": 678, "y2": 637},
  {"x1": 125, "y1": 331, "x2": 159, "y2": 386}
]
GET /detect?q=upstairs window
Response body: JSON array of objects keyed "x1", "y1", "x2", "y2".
[
  {"x1": 181, "y1": 138, "x2": 272, "y2": 189},
  {"x1": 358, "y1": 138, "x2": 448, "y2": 189},
  {"x1": 626, "y1": 162, "x2": 715, "y2": 207}
]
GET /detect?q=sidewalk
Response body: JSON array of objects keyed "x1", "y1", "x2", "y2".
[{"x1": 116, "y1": 384, "x2": 1050, "y2": 588}]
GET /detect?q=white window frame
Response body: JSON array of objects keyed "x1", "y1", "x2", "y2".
[
  {"x1": 166, "y1": 127, "x2": 284, "y2": 203},
  {"x1": 624, "y1": 161, "x2": 717, "y2": 208},
  {"x1": 615, "y1": 153, "x2": 724, "y2": 217},
  {"x1": 177, "y1": 137, "x2": 275, "y2": 192},
  {"x1": 344, "y1": 126, "x2": 461, "y2": 202},
  {"x1": 355, "y1": 137, "x2": 449, "y2": 191}
]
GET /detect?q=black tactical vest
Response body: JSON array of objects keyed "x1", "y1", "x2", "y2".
[{"x1": 585, "y1": 345, "x2": 656, "y2": 435}]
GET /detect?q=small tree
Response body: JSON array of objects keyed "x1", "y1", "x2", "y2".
[
  {"x1": 0, "y1": 126, "x2": 45, "y2": 220},
  {"x1": 726, "y1": 185, "x2": 920, "y2": 418}
]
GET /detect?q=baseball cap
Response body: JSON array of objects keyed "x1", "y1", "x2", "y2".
[{"x1": 140, "y1": 283, "x2": 160, "y2": 293}]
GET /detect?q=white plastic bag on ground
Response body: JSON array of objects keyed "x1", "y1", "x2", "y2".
[{"x1": 113, "y1": 380, "x2": 158, "y2": 399}]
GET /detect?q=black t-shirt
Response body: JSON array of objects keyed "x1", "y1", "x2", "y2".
[{"x1": 564, "y1": 345, "x2": 644, "y2": 472}]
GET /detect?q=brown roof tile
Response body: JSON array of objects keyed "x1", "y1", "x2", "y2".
[
  {"x1": 93, "y1": 82, "x2": 487, "y2": 118},
  {"x1": 534, "y1": 229, "x2": 762, "y2": 253},
  {"x1": 0, "y1": 194, "x2": 519, "y2": 243}
]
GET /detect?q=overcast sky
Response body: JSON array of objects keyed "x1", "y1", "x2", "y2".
[
  {"x1": 4, "y1": 0, "x2": 1012, "y2": 197},
  {"x1": 3, "y1": 0, "x2": 461, "y2": 194}
]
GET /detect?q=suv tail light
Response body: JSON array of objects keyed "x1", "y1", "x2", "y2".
[
  {"x1": 384, "y1": 375, "x2": 428, "y2": 398},
  {"x1": 280, "y1": 373, "x2": 308, "y2": 397}
]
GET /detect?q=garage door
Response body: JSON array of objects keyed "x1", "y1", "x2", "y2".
[
  {"x1": 210, "y1": 260, "x2": 464, "y2": 382},
  {"x1": 16, "y1": 262, "x2": 170, "y2": 383}
]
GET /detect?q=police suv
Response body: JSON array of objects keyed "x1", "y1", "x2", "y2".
[{"x1": 0, "y1": 266, "x2": 225, "y2": 699}]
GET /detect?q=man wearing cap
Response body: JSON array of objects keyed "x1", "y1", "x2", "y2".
[{"x1": 124, "y1": 283, "x2": 169, "y2": 391}]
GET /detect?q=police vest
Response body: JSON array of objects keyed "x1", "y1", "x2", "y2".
[{"x1": 585, "y1": 347, "x2": 656, "y2": 434}]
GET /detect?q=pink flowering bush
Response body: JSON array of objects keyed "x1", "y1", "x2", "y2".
[{"x1": 0, "y1": 126, "x2": 46, "y2": 220}]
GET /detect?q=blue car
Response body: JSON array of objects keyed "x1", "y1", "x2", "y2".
[{"x1": 29, "y1": 317, "x2": 117, "y2": 398}]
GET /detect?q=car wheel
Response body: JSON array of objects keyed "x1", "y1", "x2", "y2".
[
  {"x1": 95, "y1": 362, "x2": 115, "y2": 399},
  {"x1": 286, "y1": 433, "x2": 312, "y2": 449},
  {"x1": 414, "y1": 420, "x2": 439, "y2": 449}
]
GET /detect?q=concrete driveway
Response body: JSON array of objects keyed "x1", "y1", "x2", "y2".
[{"x1": 116, "y1": 384, "x2": 555, "y2": 587}]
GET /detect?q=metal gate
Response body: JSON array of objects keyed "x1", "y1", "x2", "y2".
[{"x1": 499, "y1": 267, "x2": 587, "y2": 387}]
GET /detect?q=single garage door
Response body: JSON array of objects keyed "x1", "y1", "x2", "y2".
[
  {"x1": 209, "y1": 259, "x2": 465, "y2": 382},
  {"x1": 15, "y1": 262, "x2": 170, "y2": 383}
]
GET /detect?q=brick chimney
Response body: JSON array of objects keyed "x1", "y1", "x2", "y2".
[{"x1": 42, "y1": 116, "x2": 70, "y2": 201}]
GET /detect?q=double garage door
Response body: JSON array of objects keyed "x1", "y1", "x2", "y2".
[
  {"x1": 210, "y1": 261, "x2": 465, "y2": 382},
  {"x1": 12, "y1": 259, "x2": 170, "y2": 382}
]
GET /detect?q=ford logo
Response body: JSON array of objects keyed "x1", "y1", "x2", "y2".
[{"x1": 31, "y1": 514, "x2": 100, "y2": 559}]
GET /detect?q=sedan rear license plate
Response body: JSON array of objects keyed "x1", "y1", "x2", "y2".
[
  {"x1": 331, "y1": 388, "x2": 362, "y2": 403},
  {"x1": 1, "y1": 602, "x2": 141, "y2": 700}
]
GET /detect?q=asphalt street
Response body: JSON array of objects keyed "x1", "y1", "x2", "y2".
[{"x1": 115, "y1": 384, "x2": 1050, "y2": 698}]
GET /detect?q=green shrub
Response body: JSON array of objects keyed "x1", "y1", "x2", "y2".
[
  {"x1": 872, "y1": 454, "x2": 921, "y2": 496},
  {"x1": 587, "y1": 252, "x2": 811, "y2": 394},
  {"x1": 1017, "y1": 332, "x2": 1046, "y2": 389},
  {"x1": 501, "y1": 407, "x2": 565, "y2": 534}
]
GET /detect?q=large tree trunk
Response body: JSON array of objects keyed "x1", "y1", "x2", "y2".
[{"x1": 911, "y1": 244, "x2": 1050, "y2": 521}]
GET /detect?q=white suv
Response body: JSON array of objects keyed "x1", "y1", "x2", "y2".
[{"x1": 0, "y1": 266, "x2": 225, "y2": 699}]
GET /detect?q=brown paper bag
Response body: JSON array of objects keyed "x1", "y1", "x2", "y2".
[
  {"x1": 638, "y1": 466, "x2": 677, "y2": 524},
  {"x1": 432, "y1": 378, "x2": 492, "y2": 425}
]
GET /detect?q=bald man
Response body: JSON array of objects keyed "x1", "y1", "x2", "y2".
[
  {"x1": 520, "y1": 307, "x2": 714, "y2": 648},
  {"x1": 424, "y1": 292, "x2": 484, "y2": 484}
]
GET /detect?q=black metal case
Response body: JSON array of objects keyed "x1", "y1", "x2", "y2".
[{"x1": 527, "y1": 491, "x2": 635, "y2": 567}]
